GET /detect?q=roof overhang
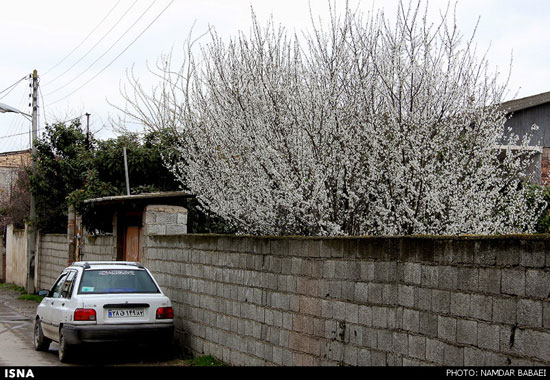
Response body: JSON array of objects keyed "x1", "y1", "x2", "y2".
[
  {"x1": 83, "y1": 191, "x2": 195, "y2": 206},
  {"x1": 500, "y1": 91, "x2": 550, "y2": 114}
]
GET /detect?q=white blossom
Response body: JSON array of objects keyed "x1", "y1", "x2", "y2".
[{"x1": 118, "y1": 1, "x2": 546, "y2": 236}]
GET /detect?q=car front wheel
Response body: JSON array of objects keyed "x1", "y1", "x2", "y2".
[{"x1": 33, "y1": 318, "x2": 51, "y2": 351}]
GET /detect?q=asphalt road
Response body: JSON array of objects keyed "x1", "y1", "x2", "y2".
[{"x1": 0, "y1": 288, "x2": 62, "y2": 366}]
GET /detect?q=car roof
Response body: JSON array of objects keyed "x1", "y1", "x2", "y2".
[{"x1": 70, "y1": 261, "x2": 145, "y2": 270}]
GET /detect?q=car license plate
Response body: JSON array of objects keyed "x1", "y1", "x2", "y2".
[{"x1": 108, "y1": 309, "x2": 144, "y2": 318}]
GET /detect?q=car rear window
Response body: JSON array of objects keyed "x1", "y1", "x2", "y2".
[{"x1": 77, "y1": 269, "x2": 160, "y2": 294}]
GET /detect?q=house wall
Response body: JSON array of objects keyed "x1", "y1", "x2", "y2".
[
  {"x1": 142, "y1": 234, "x2": 550, "y2": 366},
  {"x1": 0, "y1": 236, "x2": 5, "y2": 282},
  {"x1": 505, "y1": 103, "x2": 550, "y2": 147},
  {"x1": 504, "y1": 102, "x2": 550, "y2": 184},
  {"x1": 542, "y1": 148, "x2": 550, "y2": 185},
  {"x1": 5, "y1": 225, "x2": 27, "y2": 288},
  {"x1": 0, "y1": 151, "x2": 31, "y2": 202}
]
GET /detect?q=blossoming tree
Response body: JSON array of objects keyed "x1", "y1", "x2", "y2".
[{"x1": 118, "y1": 1, "x2": 546, "y2": 236}]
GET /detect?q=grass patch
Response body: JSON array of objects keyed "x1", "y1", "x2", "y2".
[
  {"x1": 18, "y1": 294, "x2": 44, "y2": 303},
  {"x1": 186, "y1": 355, "x2": 226, "y2": 367},
  {"x1": 0, "y1": 283, "x2": 25, "y2": 294},
  {"x1": 1, "y1": 282, "x2": 43, "y2": 302},
  {"x1": 156, "y1": 354, "x2": 227, "y2": 367}
]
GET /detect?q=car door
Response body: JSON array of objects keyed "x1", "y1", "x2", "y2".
[
  {"x1": 40, "y1": 272, "x2": 68, "y2": 339},
  {"x1": 50, "y1": 270, "x2": 77, "y2": 342}
]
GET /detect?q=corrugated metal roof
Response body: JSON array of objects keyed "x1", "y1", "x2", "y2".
[{"x1": 83, "y1": 191, "x2": 194, "y2": 205}]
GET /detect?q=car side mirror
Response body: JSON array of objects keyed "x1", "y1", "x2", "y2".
[{"x1": 38, "y1": 290, "x2": 49, "y2": 297}]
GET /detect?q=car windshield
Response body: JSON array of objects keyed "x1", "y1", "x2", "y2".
[{"x1": 77, "y1": 269, "x2": 159, "y2": 294}]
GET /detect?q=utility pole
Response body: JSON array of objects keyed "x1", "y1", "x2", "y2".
[
  {"x1": 123, "y1": 146, "x2": 131, "y2": 196},
  {"x1": 85, "y1": 112, "x2": 90, "y2": 150},
  {"x1": 26, "y1": 69, "x2": 39, "y2": 294}
]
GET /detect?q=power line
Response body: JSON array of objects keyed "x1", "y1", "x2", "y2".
[
  {"x1": 42, "y1": 0, "x2": 138, "y2": 89},
  {"x1": 46, "y1": 0, "x2": 175, "y2": 107},
  {"x1": 0, "y1": 83, "x2": 32, "y2": 152},
  {"x1": 0, "y1": 75, "x2": 27, "y2": 100},
  {"x1": 42, "y1": 0, "x2": 123, "y2": 77},
  {"x1": 0, "y1": 130, "x2": 31, "y2": 140}
]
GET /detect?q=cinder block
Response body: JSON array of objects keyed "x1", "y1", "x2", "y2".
[
  {"x1": 343, "y1": 345, "x2": 358, "y2": 366},
  {"x1": 457, "y1": 319, "x2": 477, "y2": 345},
  {"x1": 409, "y1": 335, "x2": 426, "y2": 360},
  {"x1": 431, "y1": 290, "x2": 451, "y2": 314},
  {"x1": 470, "y1": 294, "x2": 492, "y2": 321},
  {"x1": 368, "y1": 282, "x2": 384, "y2": 304},
  {"x1": 438, "y1": 316, "x2": 457, "y2": 342},
  {"x1": 360, "y1": 261, "x2": 375, "y2": 281},
  {"x1": 438, "y1": 266, "x2": 458, "y2": 289},
  {"x1": 354, "y1": 282, "x2": 369, "y2": 303},
  {"x1": 357, "y1": 348, "x2": 372, "y2": 366},
  {"x1": 443, "y1": 343, "x2": 464, "y2": 366},
  {"x1": 477, "y1": 322, "x2": 500, "y2": 351},
  {"x1": 358, "y1": 305, "x2": 373, "y2": 327},
  {"x1": 478, "y1": 268, "x2": 501, "y2": 295},
  {"x1": 398, "y1": 285, "x2": 415, "y2": 308},
  {"x1": 383, "y1": 284, "x2": 398, "y2": 306},
  {"x1": 393, "y1": 331, "x2": 409, "y2": 355},
  {"x1": 517, "y1": 299, "x2": 542, "y2": 328},
  {"x1": 403, "y1": 262, "x2": 422, "y2": 284},
  {"x1": 335, "y1": 261, "x2": 360, "y2": 280},
  {"x1": 419, "y1": 311, "x2": 438, "y2": 338},
  {"x1": 421, "y1": 265, "x2": 439, "y2": 287},
  {"x1": 520, "y1": 241, "x2": 546, "y2": 268},
  {"x1": 372, "y1": 306, "x2": 389, "y2": 328},
  {"x1": 544, "y1": 302, "x2": 550, "y2": 329},
  {"x1": 501, "y1": 269, "x2": 525, "y2": 296},
  {"x1": 492, "y1": 298, "x2": 517, "y2": 325},
  {"x1": 361, "y1": 327, "x2": 378, "y2": 349},
  {"x1": 450, "y1": 292, "x2": 470, "y2": 317},
  {"x1": 377, "y1": 329, "x2": 393, "y2": 351},
  {"x1": 402, "y1": 308, "x2": 420, "y2": 333},
  {"x1": 526, "y1": 270, "x2": 550, "y2": 300},
  {"x1": 426, "y1": 338, "x2": 445, "y2": 364},
  {"x1": 320, "y1": 239, "x2": 343, "y2": 258},
  {"x1": 457, "y1": 267, "x2": 478, "y2": 292},
  {"x1": 513, "y1": 329, "x2": 550, "y2": 362}
]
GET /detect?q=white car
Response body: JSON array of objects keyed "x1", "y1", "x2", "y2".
[{"x1": 34, "y1": 261, "x2": 174, "y2": 362}]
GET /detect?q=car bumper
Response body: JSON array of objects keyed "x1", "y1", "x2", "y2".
[{"x1": 62, "y1": 322, "x2": 174, "y2": 345}]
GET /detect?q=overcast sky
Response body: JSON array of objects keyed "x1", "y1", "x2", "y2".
[{"x1": 0, "y1": 0, "x2": 548, "y2": 152}]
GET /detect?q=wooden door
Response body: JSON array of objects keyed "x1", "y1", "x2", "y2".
[{"x1": 124, "y1": 226, "x2": 141, "y2": 262}]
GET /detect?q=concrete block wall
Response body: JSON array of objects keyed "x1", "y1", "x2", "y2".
[
  {"x1": 143, "y1": 235, "x2": 550, "y2": 366},
  {"x1": 144, "y1": 205, "x2": 188, "y2": 236},
  {"x1": 37, "y1": 234, "x2": 69, "y2": 290},
  {"x1": 81, "y1": 234, "x2": 116, "y2": 262}
]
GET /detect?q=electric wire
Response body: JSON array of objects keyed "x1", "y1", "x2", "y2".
[
  {"x1": 42, "y1": 0, "x2": 138, "y2": 89},
  {"x1": 46, "y1": 0, "x2": 175, "y2": 107},
  {"x1": 0, "y1": 80, "x2": 32, "y2": 152},
  {"x1": 38, "y1": 85, "x2": 47, "y2": 130},
  {"x1": 0, "y1": 76, "x2": 27, "y2": 100},
  {"x1": 42, "y1": 0, "x2": 123, "y2": 77}
]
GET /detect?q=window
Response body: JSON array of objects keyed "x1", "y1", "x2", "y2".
[
  {"x1": 77, "y1": 269, "x2": 159, "y2": 294},
  {"x1": 50, "y1": 273, "x2": 68, "y2": 298},
  {"x1": 59, "y1": 270, "x2": 77, "y2": 299}
]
